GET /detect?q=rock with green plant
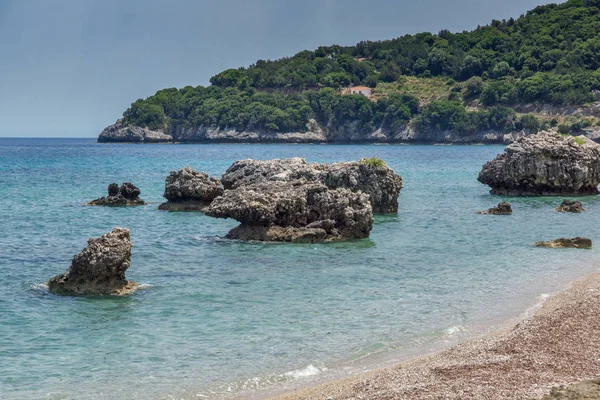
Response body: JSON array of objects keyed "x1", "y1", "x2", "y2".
[
  {"x1": 221, "y1": 157, "x2": 402, "y2": 213},
  {"x1": 478, "y1": 131, "x2": 600, "y2": 196}
]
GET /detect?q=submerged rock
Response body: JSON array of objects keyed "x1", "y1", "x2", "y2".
[
  {"x1": 478, "y1": 131, "x2": 600, "y2": 196},
  {"x1": 555, "y1": 199, "x2": 585, "y2": 213},
  {"x1": 534, "y1": 237, "x2": 592, "y2": 249},
  {"x1": 158, "y1": 166, "x2": 224, "y2": 211},
  {"x1": 88, "y1": 182, "x2": 145, "y2": 206},
  {"x1": 47, "y1": 227, "x2": 138, "y2": 295},
  {"x1": 221, "y1": 157, "x2": 402, "y2": 213},
  {"x1": 205, "y1": 181, "x2": 373, "y2": 242},
  {"x1": 478, "y1": 202, "x2": 513, "y2": 215}
]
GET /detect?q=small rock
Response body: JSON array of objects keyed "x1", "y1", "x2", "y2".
[
  {"x1": 555, "y1": 199, "x2": 585, "y2": 213},
  {"x1": 533, "y1": 237, "x2": 592, "y2": 249},
  {"x1": 47, "y1": 227, "x2": 138, "y2": 295},
  {"x1": 478, "y1": 202, "x2": 513, "y2": 215},
  {"x1": 88, "y1": 182, "x2": 145, "y2": 206}
]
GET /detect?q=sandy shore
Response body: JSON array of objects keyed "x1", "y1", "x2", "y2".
[{"x1": 268, "y1": 270, "x2": 600, "y2": 400}]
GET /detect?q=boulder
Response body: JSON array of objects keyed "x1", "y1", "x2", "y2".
[
  {"x1": 533, "y1": 237, "x2": 592, "y2": 249},
  {"x1": 221, "y1": 157, "x2": 402, "y2": 214},
  {"x1": 555, "y1": 199, "x2": 585, "y2": 213},
  {"x1": 88, "y1": 182, "x2": 145, "y2": 206},
  {"x1": 478, "y1": 131, "x2": 600, "y2": 196},
  {"x1": 158, "y1": 166, "x2": 224, "y2": 211},
  {"x1": 205, "y1": 181, "x2": 373, "y2": 242},
  {"x1": 47, "y1": 228, "x2": 138, "y2": 295},
  {"x1": 478, "y1": 202, "x2": 513, "y2": 215}
]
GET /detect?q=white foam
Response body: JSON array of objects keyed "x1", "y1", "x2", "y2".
[
  {"x1": 444, "y1": 325, "x2": 464, "y2": 336},
  {"x1": 283, "y1": 364, "x2": 324, "y2": 379}
]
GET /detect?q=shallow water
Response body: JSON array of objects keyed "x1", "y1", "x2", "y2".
[{"x1": 1, "y1": 139, "x2": 599, "y2": 399}]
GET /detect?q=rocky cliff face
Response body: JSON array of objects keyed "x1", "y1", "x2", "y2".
[
  {"x1": 98, "y1": 119, "x2": 522, "y2": 144},
  {"x1": 478, "y1": 131, "x2": 600, "y2": 196},
  {"x1": 221, "y1": 158, "x2": 402, "y2": 214},
  {"x1": 47, "y1": 228, "x2": 138, "y2": 296},
  {"x1": 205, "y1": 181, "x2": 373, "y2": 242}
]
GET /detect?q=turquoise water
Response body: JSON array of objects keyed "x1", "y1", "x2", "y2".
[{"x1": 2, "y1": 139, "x2": 600, "y2": 399}]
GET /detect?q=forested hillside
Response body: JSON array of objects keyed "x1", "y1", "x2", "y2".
[{"x1": 115, "y1": 0, "x2": 600, "y2": 141}]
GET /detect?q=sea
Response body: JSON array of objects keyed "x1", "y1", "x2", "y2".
[{"x1": 1, "y1": 138, "x2": 600, "y2": 399}]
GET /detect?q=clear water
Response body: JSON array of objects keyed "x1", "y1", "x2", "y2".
[{"x1": 2, "y1": 139, "x2": 600, "y2": 400}]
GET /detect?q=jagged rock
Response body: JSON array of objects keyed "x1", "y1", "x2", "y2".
[
  {"x1": 88, "y1": 182, "x2": 145, "y2": 206},
  {"x1": 158, "y1": 166, "x2": 224, "y2": 211},
  {"x1": 478, "y1": 202, "x2": 513, "y2": 215},
  {"x1": 205, "y1": 181, "x2": 373, "y2": 242},
  {"x1": 98, "y1": 119, "x2": 172, "y2": 143},
  {"x1": 221, "y1": 158, "x2": 402, "y2": 214},
  {"x1": 534, "y1": 237, "x2": 592, "y2": 249},
  {"x1": 47, "y1": 228, "x2": 138, "y2": 295},
  {"x1": 478, "y1": 131, "x2": 600, "y2": 196},
  {"x1": 555, "y1": 199, "x2": 585, "y2": 213}
]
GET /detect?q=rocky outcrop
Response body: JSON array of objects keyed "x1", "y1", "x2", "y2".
[
  {"x1": 555, "y1": 199, "x2": 585, "y2": 213},
  {"x1": 158, "y1": 166, "x2": 224, "y2": 211},
  {"x1": 478, "y1": 131, "x2": 600, "y2": 196},
  {"x1": 98, "y1": 120, "x2": 172, "y2": 143},
  {"x1": 47, "y1": 228, "x2": 138, "y2": 295},
  {"x1": 534, "y1": 237, "x2": 592, "y2": 249},
  {"x1": 540, "y1": 379, "x2": 600, "y2": 399},
  {"x1": 478, "y1": 202, "x2": 512, "y2": 215},
  {"x1": 222, "y1": 158, "x2": 402, "y2": 214},
  {"x1": 88, "y1": 182, "x2": 145, "y2": 206},
  {"x1": 205, "y1": 181, "x2": 373, "y2": 242}
]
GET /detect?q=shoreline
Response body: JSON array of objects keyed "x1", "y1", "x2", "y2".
[{"x1": 251, "y1": 268, "x2": 600, "y2": 400}]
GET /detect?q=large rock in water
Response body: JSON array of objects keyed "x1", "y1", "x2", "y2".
[
  {"x1": 478, "y1": 131, "x2": 600, "y2": 196},
  {"x1": 88, "y1": 182, "x2": 145, "y2": 206},
  {"x1": 98, "y1": 120, "x2": 172, "y2": 143},
  {"x1": 221, "y1": 157, "x2": 402, "y2": 213},
  {"x1": 47, "y1": 228, "x2": 138, "y2": 295},
  {"x1": 158, "y1": 166, "x2": 224, "y2": 211},
  {"x1": 205, "y1": 181, "x2": 373, "y2": 242}
]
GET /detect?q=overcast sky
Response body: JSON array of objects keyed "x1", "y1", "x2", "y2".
[{"x1": 0, "y1": 0, "x2": 554, "y2": 137}]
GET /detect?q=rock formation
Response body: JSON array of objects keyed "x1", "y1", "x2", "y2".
[
  {"x1": 47, "y1": 228, "x2": 138, "y2": 295},
  {"x1": 98, "y1": 120, "x2": 172, "y2": 143},
  {"x1": 541, "y1": 379, "x2": 600, "y2": 400},
  {"x1": 478, "y1": 131, "x2": 600, "y2": 196},
  {"x1": 88, "y1": 182, "x2": 145, "y2": 206},
  {"x1": 534, "y1": 237, "x2": 592, "y2": 249},
  {"x1": 478, "y1": 202, "x2": 513, "y2": 215},
  {"x1": 221, "y1": 157, "x2": 402, "y2": 214},
  {"x1": 158, "y1": 166, "x2": 224, "y2": 211},
  {"x1": 205, "y1": 181, "x2": 373, "y2": 242},
  {"x1": 555, "y1": 199, "x2": 585, "y2": 213}
]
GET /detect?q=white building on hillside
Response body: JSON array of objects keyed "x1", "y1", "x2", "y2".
[{"x1": 349, "y1": 86, "x2": 372, "y2": 97}]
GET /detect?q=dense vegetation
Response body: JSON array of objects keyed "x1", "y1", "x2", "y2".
[{"x1": 123, "y1": 0, "x2": 600, "y2": 137}]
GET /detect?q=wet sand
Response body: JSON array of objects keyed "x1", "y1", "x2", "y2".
[{"x1": 269, "y1": 270, "x2": 600, "y2": 400}]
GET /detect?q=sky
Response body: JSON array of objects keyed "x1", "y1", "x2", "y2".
[{"x1": 0, "y1": 0, "x2": 555, "y2": 138}]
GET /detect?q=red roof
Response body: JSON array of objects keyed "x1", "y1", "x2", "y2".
[{"x1": 350, "y1": 86, "x2": 371, "y2": 91}]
